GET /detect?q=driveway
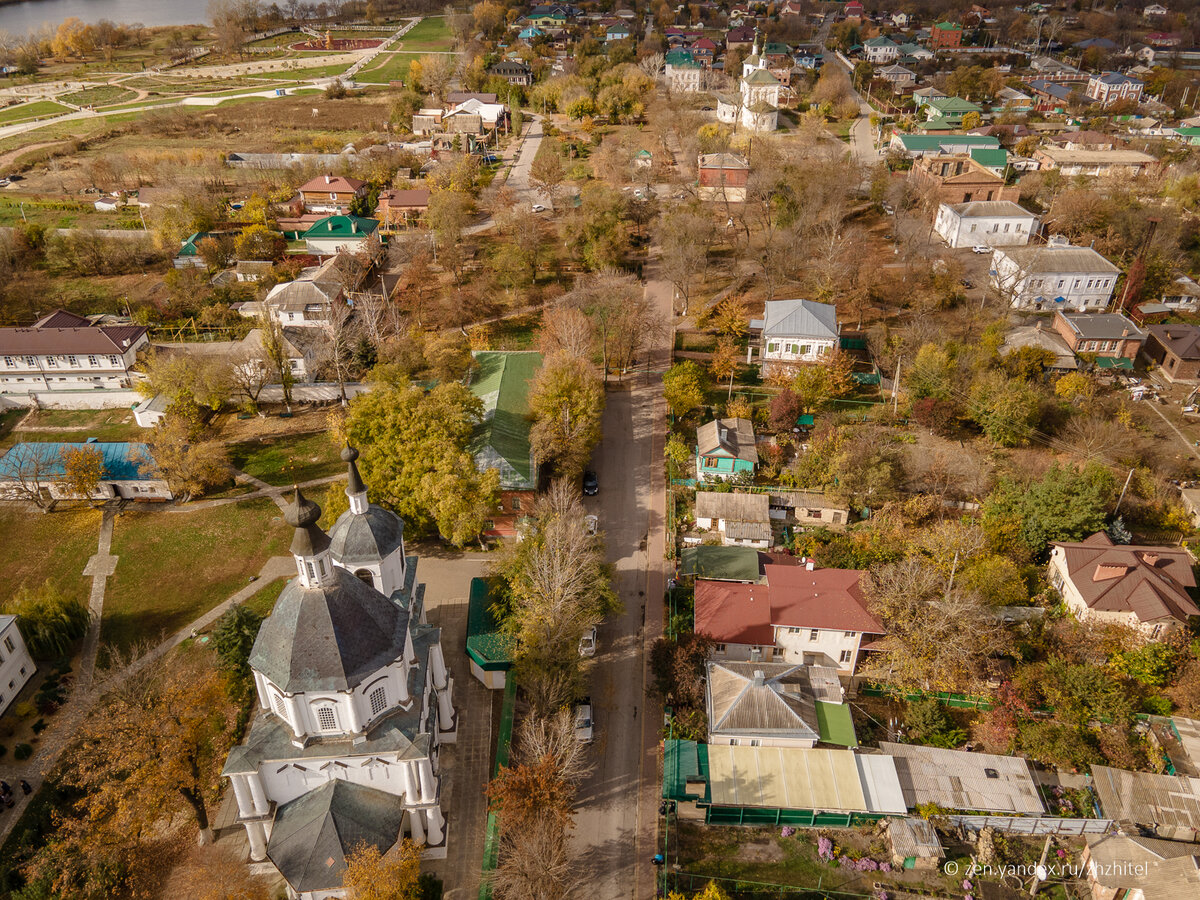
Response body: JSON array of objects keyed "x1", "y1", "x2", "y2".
[
  {"x1": 503, "y1": 115, "x2": 544, "y2": 202},
  {"x1": 572, "y1": 273, "x2": 672, "y2": 899}
]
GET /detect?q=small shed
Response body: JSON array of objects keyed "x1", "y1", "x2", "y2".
[
  {"x1": 132, "y1": 393, "x2": 169, "y2": 428},
  {"x1": 887, "y1": 817, "x2": 944, "y2": 870},
  {"x1": 465, "y1": 577, "x2": 515, "y2": 689}
]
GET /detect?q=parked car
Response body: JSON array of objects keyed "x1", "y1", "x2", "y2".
[
  {"x1": 584, "y1": 514, "x2": 599, "y2": 535},
  {"x1": 971, "y1": 245, "x2": 991, "y2": 254},
  {"x1": 583, "y1": 470, "x2": 599, "y2": 496},
  {"x1": 579, "y1": 626, "x2": 597, "y2": 658},
  {"x1": 574, "y1": 700, "x2": 594, "y2": 742},
  {"x1": 532, "y1": 204, "x2": 547, "y2": 212},
  {"x1": 960, "y1": 278, "x2": 973, "y2": 288}
]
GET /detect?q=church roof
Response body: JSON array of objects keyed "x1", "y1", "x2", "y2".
[
  {"x1": 267, "y1": 780, "x2": 407, "y2": 893},
  {"x1": 249, "y1": 567, "x2": 410, "y2": 693},
  {"x1": 468, "y1": 351, "x2": 543, "y2": 490},
  {"x1": 329, "y1": 506, "x2": 406, "y2": 568},
  {"x1": 744, "y1": 67, "x2": 780, "y2": 85}
]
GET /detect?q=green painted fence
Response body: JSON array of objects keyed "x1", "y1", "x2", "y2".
[{"x1": 478, "y1": 676, "x2": 517, "y2": 900}]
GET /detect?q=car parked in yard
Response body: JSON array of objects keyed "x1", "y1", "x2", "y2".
[
  {"x1": 971, "y1": 245, "x2": 991, "y2": 254},
  {"x1": 579, "y1": 626, "x2": 597, "y2": 658},
  {"x1": 574, "y1": 700, "x2": 594, "y2": 742}
]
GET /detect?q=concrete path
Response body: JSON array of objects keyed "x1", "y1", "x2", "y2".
[
  {"x1": 79, "y1": 509, "x2": 117, "y2": 686},
  {"x1": 171, "y1": 473, "x2": 344, "y2": 513}
]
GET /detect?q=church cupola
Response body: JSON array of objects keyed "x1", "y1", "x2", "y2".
[
  {"x1": 343, "y1": 445, "x2": 368, "y2": 515},
  {"x1": 285, "y1": 487, "x2": 334, "y2": 588}
]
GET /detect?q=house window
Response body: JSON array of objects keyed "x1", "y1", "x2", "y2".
[
  {"x1": 24, "y1": 356, "x2": 34, "y2": 366},
  {"x1": 316, "y1": 705, "x2": 338, "y2": 732},
  {"x1": 809, "y1": 629, "x2": 819, "y2": 641},
  {"x1": 3, "y1": 636, "x2": 12, "y2": 653},
  {"x1": 786, "y1": 627, "x2": 801, "y2": 634},
  {"x1": 1016, "y1": 224, "x2": 1024, "y2": 232},
  {"x1": 772, "y1": 647, "x2": 785, "y2": 658},
  {"x1": 839, "y1": 650, "x2": 853, "y2": 664},
  {"x1": 305, "y1": 561, "x2": 316, "y2": 581},
  {"x1": 45, "y1": 357, "x2": 56, "y2": 367},
  {"x1": 1086, "y1": 279, "x2": 1094, "y2": 288},
  {"x1": 1003, "y1": 223, "x2": 1010, "y2": 233},
  {"x1": 798, "y1": 345, "x2": 810, "y2": 356},
  {"x1": 369, "y1": 686, "x2": 387, "y2": 716},
  {"x1": 270, "y1": 692, "x2": 289, "y2": 723},
  {"x1": 749, "y1": 739, "x2": 762, "y2": 747},
  {"x1": 715, "y1": 643, "x2": 726, "y2": 652},
  {"x1": 87, "y1": 355, "x2": 98, "y2": 366},
  {"x1": 968, "y1": 223, "x2": 977, "y2": 233},
  {"x1": 67, "y1": 355, "x2": 77, "y2": 366},
  {"x1": 108, "y1": 355, "x2": 119, "y2": 366},
  {"x1": 843, "y1": 631, "x2": 855, "y2": 638},
  {"x1": 767, "y1": 342, "x2": 778, "y2": 354},
  {"x1": 484, "y1": 519, "x2": 495, "y2": 531},
  {"x1": 2, "y1": 357, "x2": 12, "y2": 367},
  {"x1": 511, "y1": 497, "x2": 521, "y2": 511}
]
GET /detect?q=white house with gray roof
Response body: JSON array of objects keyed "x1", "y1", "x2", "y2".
[
  {"x1": 990, "y1": 241, "x2": 1121, "y2": 311},
  {"x1": 223, "y1": 448, "x2": 455, "y2": 897},
  {"x1": 706, "y1": 661, "x2": 848, "y2": 748},
  {"x1": 750, "y1": 298, "x2": 840, "y2": 374},
  {"x1": 934, "y1": 200, "x2": 1040, "y2": 249}
]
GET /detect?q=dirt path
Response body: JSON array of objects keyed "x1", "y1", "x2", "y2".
[{"x1": 0, "y1": 140, "x2": 64, "y2": 171}]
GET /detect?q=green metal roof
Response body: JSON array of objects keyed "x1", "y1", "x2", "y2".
[
  {"x1": 468, "y1": 351, "x2": 542, "y2": 490},
  {"x1": 815, "y1": 701, "x2": 858, "y2": 748},
  {"x1": 301, "y1": 215, "x2": 379, "y2": 239},
  {"x1": 743, "y1": 67, "x2": 780, "y2": 85},
  {"x1": 921, "y1": 115, "x2": 958, "y2": 131},
  {"x1": 929, "y1": 96, "x2": 982, "y2": 114},
  {"x1": 466, "y1": 577, "x2": 515, "y2": 671},
  {"x1": 1095, "y1": 356, "x2": 1134, "y2": 370},
  {"x1": 179, "y1": 231, "x2": 213, "y2": 256},
  {"x1": 933, "y1": 20, "x2": 962, "y2": 30},
  {"x1": 663, "y1": 739, "x2": 709, "y2": 801},
  {"x1": 679, "y1": 545, "x2": 763, "y2": 582},
  {"x1": 969, "y1": 147, "x2": 1009, "y2": 167},
  {"x1": 897, "y1": 134, "x2": 999, "y2": 150}
]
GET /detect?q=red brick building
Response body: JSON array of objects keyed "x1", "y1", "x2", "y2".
[
  {"x1": 930, "y1": 21, "x2": 963, "y2": 51},
  {"x1": 1053, "y1": 311, "x2": 1146, "y2": 360},
  {"x1": 907, "y1": 155, "x2": 1019, "y2": 205},
  {"x1": 1143, "y1": 324, "x2": 1200, "y2": 382},
  {"x1": 697, "y1": 152, "x2": 750, "y2": 202}
]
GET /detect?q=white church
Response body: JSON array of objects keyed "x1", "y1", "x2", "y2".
[
  {"x1": 223, "y1": 446, "x2": 455, "y2": 900},
  {"x1": 716, "y1": 33, "x2": 781, "y2": 133}
]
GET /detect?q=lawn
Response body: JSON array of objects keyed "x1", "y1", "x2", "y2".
[
  {"x1": 241, "y1": 576, "x2": 290, "y2": 620},
  {"x1": 488, "y1": 313, "x2": 541, "y2": 350},
  {"x1": 0, "y1": 101, "x2": 71, "y2": 124},
  {"x1": 398, "y1": 16, "x2": 453, "y2": 51},
  {"x1": 0, "y1": 506, "x2": 101, "y2": 612},
  {"x1": 354, "y1": 52, "x2": 421, "y2": 84},
  {"x1": 227, "y1": 430, "x2": 343, "y2": 486},
  {"x1": 269, "y1": 62, "x2": 356, "y2": 81},
  {"x1": 60, "y1": 86, "x2": 137, "y2": 107},
  {"x1": 101, "y1": 498, "x2": 291, "y2": 650},
  {"x1": 1, "y1": 408, "x2": 143, "y2": 448}
]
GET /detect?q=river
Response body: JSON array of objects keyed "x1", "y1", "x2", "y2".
[{"x1": 0, "y1": 0, "x2": 205, "y2": 35}]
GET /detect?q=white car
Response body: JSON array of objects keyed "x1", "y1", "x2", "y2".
[
  {"x1": 532, "y1": 204, "x2": 547, "y2": 212},
  {"x1": 579, "y1": 626, "x2": 597, "y2": 658},
  {"x1": 971, "y1": 245, "x2": 991, "y2": 254},
  {"x1": 574, "y1": 701, "x2": 594, "y2": 742},
  {"x1": 584, "y1": 514, "x2": 599, "y2": 535}
]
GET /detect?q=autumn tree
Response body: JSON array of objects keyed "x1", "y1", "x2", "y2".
[
  {"x1": 141, "y1": 415, "x2": 230, "y2": 502},
  {"x1": 657, "y1": 205, "x2": 716, "y2": 313},
  {"x1": 982, "y1": 462, "x2": 1116, "y2": 560},
  {"x1": 967, "y1": 371, "x2": 1040, "y2": 447},
  {"x1": 2, "y1": 579, "x2": 89, "y2": 659},
  {"x1": 234, "y1": 224, "x2": 285, "y2": 262},
  {"x1": 530, "y1": 146, "x2": 566, "y2": 207},
  {"x1": 0, "y1": 441, "x2": 54, "y2": 510},
  {"x1": 663, "y1": 360, "x2": 709, "y2": 417},
  {"x1": 529, "y1": 353, "x2": 605, "y2": 481},
  {"x1": 60, "y1": 445, "x2": 105, "y2": 501},
  {"x1": 258, "y1": 312, "x2": 295, "y2": 406},
  {"x1": 343, "y1": 840, "x2": 422, "y2": 900},
  {"x1": 137, "y1": 347, "x2": 230, "y2": 414},
  {"x1": 537, "y1": 304, "x2": 595, "y2": 360},
  {"x1": 709, "y1": 336, "x2": 741, "y2": 401}
]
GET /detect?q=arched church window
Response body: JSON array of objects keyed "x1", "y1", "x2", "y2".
[
  {"x1": 305, "y1": 561, "x2": 316, "y2": 581},
  {"x1": 355, "y1": 569, "x2": 374, "y2": 585},
  {"x1": 270, "y1": 692, "x2": 289, "y2": 725},
  {"x1": 369, "y1": 686, "x2": 387, "y2": 716},
  {"x1": 316, "y1": 705, "x2": 338, "y2": 732}
]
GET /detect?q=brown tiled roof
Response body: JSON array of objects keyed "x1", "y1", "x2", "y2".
[
  {"x1": 1053, "y1": 532, "x2": 1199, "y2": 624},
  {"x1": 33, "y1": 309, "x2": 90, "y2": 328},
  {"x1": 1148, "y1": 324, "x2": 1200, "y2": 361},
  {"x1": 298, "y1": 174, "x2": 366, "y2": 194},
  {"x1": 694, "y1": 579, "x2": 774, "y2": 644},
  {"x1": 0, "y1": 325, "x2": 147, "y2": 356},
  {"x1": 377, "y1": 189, "x2": 431, "y2": 209}
]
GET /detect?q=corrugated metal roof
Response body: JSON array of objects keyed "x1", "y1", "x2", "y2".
[
  {"x1": 695, "y1": 491, "x2": 770, "y2": 524},
  {"x1": 857, "y1": 755, "x2": 908, "y2": 814},
  {"x1": 468, "y1": 351, "x2": 543, "y2": 490},
  {"x1": 0, "y1": 441, "x2": 154, "y2": 482},
  {"x1": 1092, "y1": 764, "x2": 1200, "y2": 832},
  {"x1": 696, "y1": 418, "x2": 758, "y2": 463},
  {"x1": 997, "y1": 245, "x2": 1120, "y2": 275},
  {"x1": 761, "y1": 298, "x2": 839, "y2": 341},
  {"x1": 880, "y1": 742, "x2": 1044, "y2": 814},
  {"x1": 888, "y1": 817, "x2": 944, "y2": 859},
  {"x1": 707, "y1": 745, "x2": 899, "y2": 812},
  {"x1": 724, "y1": 521, "x2": 772, "y2": 541},
  {"x1": 707, "y1": 661, "x2": 820, "y2": 740}
]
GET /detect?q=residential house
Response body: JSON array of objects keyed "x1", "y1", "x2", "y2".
[
  {"x1": 693, "y1": 562, "x2": 883, "y2": 673},
  {"x1": 705, "y1": 661, "x2": 854, "y2": 748},
  {"x1": 1143, "y1": 3, "x2": 1169, "y2": 18},
  {"x1": 604, "y1": 22, "x2": 631, "y2": 41},
  {"x1": 923, "y1": 96, "x2": 983, "y2": 128},
  {"x1": 1082, "y1": 835, "x2": 1200, "y2": 900},
  {"x1": 749, "y1": 298, "x2": 839, "y2": 374},
  {"x1": 929, "y1": 21, "x2": 963, "y2": 51},
  {"x1": 488, "y1": 60, "x2": 532, "y2": 86},
  {"x1": 0, "y1": 616, "x2": 35, "y2": 717},
  {"x1": 297, "y1": 174, "x2": 367, "y2": 215},
  {"x1": 888, "y1": 133, "x2": 1000, "y2": 157},
  {"x1": 633, "y1": 149, "x2": 653, "y2": 169},
  {"x1": 517, "y1": 25, "x2": 544, "y2": 40},
  {"x1": 131, "y1": 393, "x2": 169, "y2": 428},
  {"x1": 0, "y1": 441, "x2": 172, "y2": 502},
  {"x1": 863, "y1": 36, "x2": 900, "y2": 63},
  {"x1": 1027, "y1": 79, "x2": 1075, "y2": 110},
  {"x1": 689, "y1": 37, "x2": 718, "y2": 67},
  {"x1": 1049, "y1": 532, "x2": 1198, "y2": 639},
  {"x1": 843, "y1": 1, "x2": 864, "y2": 19},
  {"x1": 934, "y1": 200, "x2": 1039, "y2": 249},
  {"x1": 999, "y1": 322, "x2": 1078, "y2": 373},
  {"x1": 767, "y1": 489, "x2": 850, "y2": 527},
  {"x1": 679, "y1": 545, "x2": 766, "y2": 583},
  {"x1": 996, "y1": 86, "x2": 1034, "y2": 110},
  {"x1": 877, "y1": 64, "x2": 917, "y2": 87},
  {"x1": 694, "y1": 491, "x2": 772, "y2": 549},
  {"x1": 891, "y1": 11, "x2": 913, "y2": 27},
  {"x1": 1052, "y1": 311, "x2": 1146, "y2": 360},
  {"x1": 665, "y1": 49, "x2": 704, "y2": 93},
  {"x1": 1034, "y1": 138, "x2": 1156, "y2": 177},
  {"x1": 793, "y1": 46, "x2": 823, "y2": 69},
  {"x1": 911, "y1": 86, "x2": 947, "y2": 108},
  {"x1": 301, "y1": 215, "x2": 379, "y2": 256},
  {"x1": 1143, "y1": 324, "x2": 1200, "y2": 382},
  {"x1": 175, "y1": 230, "x2": 241, "y2": 269},
  {"x1": 1162, "y1": 275, "x2": 1200, "y2": 312},
  {"x1": 907, "y1": 155, "x2": 1019, "y2": 206},
  {"x1": 697, "y1": 152, "x2": 750, "y2": 202},
  {"x1": 896, "y1": 42, "x2": 934, "y2": 61},
  {"x1": 375, "y1": 189, "x2": 431, "y2": 229},
  {"x1": 1092, "y1": 764, "x2": 1200, "y2": 841},
  {"x1": 725, "y1": 25, "x2": 758, "y2": 49},
  {"x1": 1146, "y1": 30, "x2": 1182, "y2": 47},
  {"x1": 252, "y1": 256, "x2": 351, "y2": 327},
  {"x1": 1087, "y1": 72, "x2": 1145, "y2": 106},
  {"x1": 696, "y1": 417, "x2": 758, "y2": 483},
  {"x1": 990, "y1": 243, "x2": 1120, "y2": 311},
  {"x1": 467, "y1": 351, "x2": 542, "y2": 537},
  {"x1": 222, "y1": 478, "x2": 455, "y2": 891},
  {"x1": 0, "y1": 310, "x2": 148, "y2": 397}
]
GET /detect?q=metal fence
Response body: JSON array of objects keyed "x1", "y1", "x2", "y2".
[
  {"x1": 946, "y1": 815, "x2": 1111, "y2": 836},
  {"x1": 478, "y1": 676, "x2": 517, "y2": 900}
]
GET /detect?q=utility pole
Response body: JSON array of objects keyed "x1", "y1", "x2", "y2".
[
  {"x1": 891, "y1": 357, "x2": 901, "y2": 415},
  {"x1": 1115, "y1": 466, "x2": 1135, "y2": 514}
]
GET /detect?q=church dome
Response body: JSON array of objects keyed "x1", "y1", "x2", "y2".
[
  {"x1": 249, "y1": 567, "x2": 409, "y2": 693},
  {"x1": 328, "y1": 506, "x2": 405, "y2": 568}
]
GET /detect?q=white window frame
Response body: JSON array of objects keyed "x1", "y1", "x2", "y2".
[{"x1": 315, "y1": 705, "x2": 338, "y2": 732}]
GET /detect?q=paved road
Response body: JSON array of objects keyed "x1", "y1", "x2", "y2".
[
  {"x1": 573, "y1": 271, "x2": 672, "y2": 900},
  {"x1": 503, "y1": 115, "x2": 544, "y2": 202}
]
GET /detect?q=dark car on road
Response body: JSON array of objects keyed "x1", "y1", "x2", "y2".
[{"x1": 583, "y1": 470, "x2": 598, "y2": 495}]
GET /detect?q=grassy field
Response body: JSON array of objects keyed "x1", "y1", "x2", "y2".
[
  {"x1": 60, "y1": 86, "x2": 137, "y2": 107},
  {"x1": 0, "y1": 101, "x2": 71, "y2": 124},
  {"x1": 269, "y1": 63, "x2": 355, "y2": 81},
  {"x1": 0, "y1": 507, "x2": 101, "y2": 611},
  {"x1": 102, "y1": 498, "x2": 290, "y2": 650},
  {"x1": 355, "y1": 52, "x2": 420, "y2": 84},
  {"x1": 241, "y1": 576, "x2": 290, "y2": 620},
  {"x1": 398, "y1": 17, "x2": 453, "y2": 51},
  {"x1": 0, "y1": 409, "x2": 144, "y2": 449},
  {"x1": 227, "y1": 430, "x2": 343, "y2": 486}
]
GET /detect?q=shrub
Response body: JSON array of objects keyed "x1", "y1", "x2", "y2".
[
  {"x1": 31, "y1": 719, "x2": 47, "y2": 734},
  {"x1": 13, "y1": 701, "x2": 36, "y2": 719},
  {"x1": 14, "y1": 743, "x2": 33, "y2": 760},
  {"x1": 0, "y1": 744, "x2": 6, "y2": 758}
]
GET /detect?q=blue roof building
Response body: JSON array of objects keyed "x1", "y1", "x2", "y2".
[{"x1": 0, "y1": 440, "x2": 173, "y2": 502}]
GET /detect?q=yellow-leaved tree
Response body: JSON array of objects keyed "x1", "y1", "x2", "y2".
[{"x1": 343, "y1": 840, "x2": 422, "y2": 900}]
